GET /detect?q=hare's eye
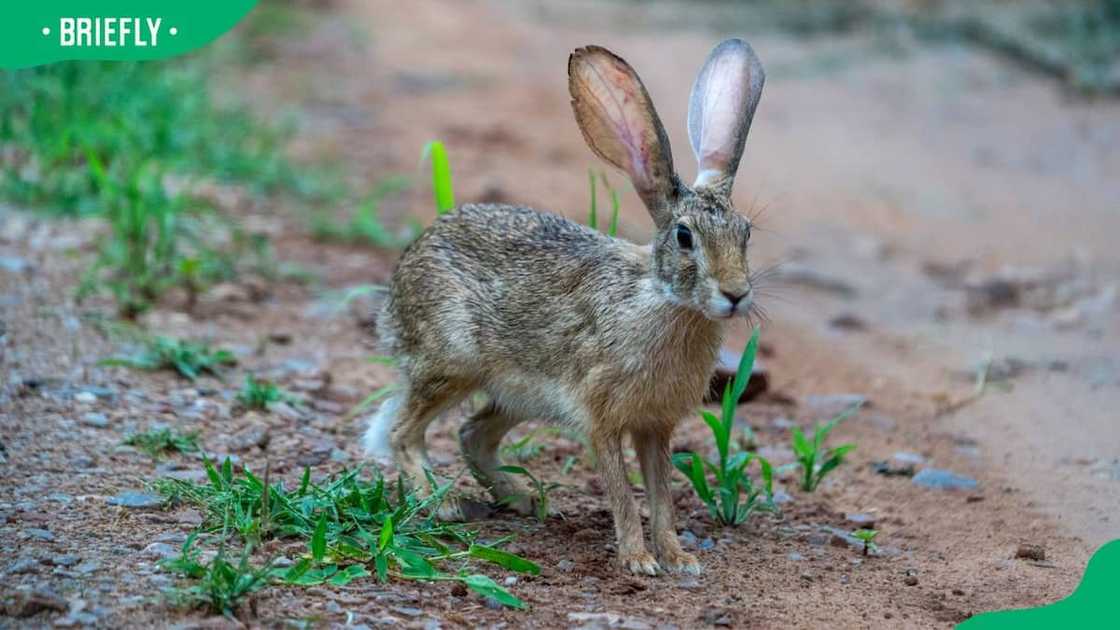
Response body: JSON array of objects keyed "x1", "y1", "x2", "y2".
[{"x1": 675, "y1": 224, "x2": 694, "y2": 250}]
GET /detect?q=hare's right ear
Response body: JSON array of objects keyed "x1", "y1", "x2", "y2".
[
  {"x1": 687, "y1": 38, "x2": 765, "y2": 198},
  {"x1": 569, "y1": 46, "x2": 679, "y2": 229}
]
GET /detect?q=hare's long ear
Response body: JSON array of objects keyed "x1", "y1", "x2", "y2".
[
  {"x1": 570, "y1": 46, "x2": 680, "y2": 228},
  {"x1": 687, "y1": 38, "x2": 765, "y2": 197}
]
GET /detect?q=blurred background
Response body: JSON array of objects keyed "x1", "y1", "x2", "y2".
[{"x1": 1, "y1": 0, "x2": 1118, "y2": 624}]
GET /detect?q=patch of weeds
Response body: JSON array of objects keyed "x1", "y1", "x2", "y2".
[
  {"x1": 101, "y1": 336, "x2": 236, "y2": 380},
  {"x1": 788, "y1": 404, "x2": 859, "y2": 492},
  {"x1": 673, "y1": 327, "x2": 775, "y2": 526},
  {"x1": 499, "y1": 427, "x2": 564, "y2": 463},
  {"x1": 586, "y1": 169, "x2": 621, "y2": 237},
  {"x1": 162, "y1": 532, "x2": 273, "y2": 616},
  {"x1": 497, "y1": 465, "x2": 563, "y2": 522},
  {"x1": 311, "y1": 177, "x2": 421, "y2": 249},
  {"x1": 156, "y1": 460, "x2": 537, "y2": 608},
  {"x1": 851, "y1": 528, "x2": 879, "y2": 556},
  {"x1": 237, "y1": 375, "x2": 298, "y2": 411},
  {"x1": 421, "y1": 141, "x2": 455, "y2": 215},
  {"x1": 124, "y1": 428, "x2": 201, "y2": 459}
]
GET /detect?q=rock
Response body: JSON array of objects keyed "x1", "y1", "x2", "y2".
[
  {"x1": 679, "y1": 530, "x2": 699, "y2": 549},
  {"x1": 9, "y1": 557, "x2": 40, "y2": 574},
  {"x1": 845, "y1": 513, "x2": 876, "y2": 529},
  {"x1": 451, "y1": 583, "x2": 468, "y2": 597},
  {"x1": 142, "y1": 542, "x2": 179, "y2": 560},
  {"x1": 677, "y1": 576, "x2": 702, "y2": 590},
  {"x1": 106, "y1": 492, "x2": 164, "y2": 509},
  {"x1": 230, "y1": 426, "x2": 270, "y2": 452},
  {"x1": 787, "y1": 552, "x2": 805, "y2": 561},
  {"x1": 557, "y1": 559, "x2": 576, "y2": 572},
  {"x1": 775, "y1": 263, "x2": 858, "y2": 297},
  {"x1": 0, "y1": 256, "x2": 32, "y2": 273},
  {"x1": 568, "y1": 612, "x2": 652, "y2": 630},
  {"x1": 177, "y1": 509, "x2": 204, "y2": 527},
  {"x1": 392, "y1": 606, "x2": 422, "y2": 617},
  {"x1": 872, "y1": 452, "x2": 924, "y2": 477},
  {"x1": 2, "y1": 587, "x2": 69, "y2": 617},
  {"x1": 503, "y1": 576, "x2": 517, "y2": 586},
  {"x1": 74, "y1": 560, "x2": 100, "y2": 575},
  {"x1": 828, "y1": 313, "x2": 867, "y2": 331},
  {"x1": 73, "y1": 392, "x2": 97, "y2": 404},
  {"x1": 903, "y1": 575, "x2": 919, "y2": 586},
  {"x1": 272, "y1": 401, "x2": 304, "y2": 422},
  {"x1": 805, "y1": 394, "x2": 867, "y2": 417},
  {"x1": 23, "y1": 527, "x2": 55, "y2": 542},
  {"x1": 699, "y1": 537, "x2": 715, "y2": 551},
  {"x1": 483, "y1": 597, "x2": 503, "y2": 610},
  {"x1": 771, "y1": 489, "x2": 794, "y2": 504},
  {"x1": 50, "y1": 554, "x2": 80, "y2": 567},
  {"x1": 912, "y1": 468, "x2": 978, "y2": 491},
  {"x1": 705, "y1": 347, "x2": 769, "y2": 405},
  {"x1": 1015, "y1": 544, "x2": 1045, "y2": 561},
  {"x1": 80, "y1": 412, "x2": 109, "y2": 428}
]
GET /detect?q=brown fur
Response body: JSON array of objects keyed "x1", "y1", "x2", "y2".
[{"x1": 365, "y1": 39, "x2": 766, "y2": 576}]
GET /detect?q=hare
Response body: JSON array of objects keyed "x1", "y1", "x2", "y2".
[{"x1": 364, "y1": 39, "x2": 765, "y2": 576}]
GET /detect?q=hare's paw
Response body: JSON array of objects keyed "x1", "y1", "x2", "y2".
[
  {"x1": 660, "y1": 549, "x2": 702, "y2": 575},
  {"x1": 499, "y1": 493, "x2": 560, "y2": 519},
  {"x1": 619, "y1": 550, "x2": 661, "y2": 576},
  {"x1": 436, "y1": 496, "x2": 493, "y2": 522}
]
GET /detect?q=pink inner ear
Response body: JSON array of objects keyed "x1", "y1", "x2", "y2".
[
  {"x1": 698, "y1": 58, "x2": 747, "y2": 168},
  {"x1": 595, "y1": 58, "x2": 654, "y2": 190}
]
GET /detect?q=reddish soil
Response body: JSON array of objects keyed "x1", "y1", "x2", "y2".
[{"x1": 2, "y1": 0, "x2": 1117, "y2": 628}]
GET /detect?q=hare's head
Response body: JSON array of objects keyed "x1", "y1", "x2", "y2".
[{"x1": 570, "y1": 39, "x2": 765, "y2": 320}]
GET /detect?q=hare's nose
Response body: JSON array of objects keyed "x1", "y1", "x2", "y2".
[{"x1": 721, "y1": 290, "x2": 748, "y2": 307}]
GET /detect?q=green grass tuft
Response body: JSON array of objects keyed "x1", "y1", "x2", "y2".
[{"x1": 100, "y1": 336, "x2": 236, "y2": 381}]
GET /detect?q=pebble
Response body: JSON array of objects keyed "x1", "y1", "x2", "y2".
[
  {"x1": 9, "y1": 557, "x2": 41, "y2": 574},
  {"x1": 74, "y1": 560, "x2": 100, "y2": 575},
  {"x1": 787, "y1": 552, "x2": 805, "y2": 561},
  {"x1": 107, "y1": 492, "x2": 164, "y2": 509},
  {"x1": 392, "y1": 606, "x2": 423, "y2": 617},
  {"x1": 51, "y1": 554, "x2": 80, "y2": 567},
  {"x1": 1015, "y1": 543, "x2": 1046, "y2": 561},
  {"x1": 74, "y1": 391, "x2": 98, "y2": 404},
  {"x1": 679, "y1": 530, "x2": 699, "y2": 549},
  {"x1": 845, "y1": 513, "x2": 876, "y2": 529},
  {"x1": 80, "y1": 412, "x2": 109, "y2": 428},
  {"x1": 503, "y1": 576, "x2": 517, "y2": 586},
  {"x1": 2, "y1": 587, "x2": 68, "y2": 617},
  {"x1": 904, "y1": 575, "x2": 919, "y2": 586},
  {"x1": 677, "y1": 576, "x2": 702, "y2": 590},
  {"x1": 771, "y1": 489, "x2": 794, "y2": 504},
  {"x1": 557, "y1": 559, "x2": 576, "y2": 572},
  {"x1": 24, "y1": 527, "x2": 55, "y2": 542},
  {"x1": 912, "y1": 468, "x2": 978, "y2": 491},
  {"x1": 698, "y1": 537, "x2": 715, "y2": 551},
  {"x1": 483, "y1": 598, "x2": 503, "y2": 610}
]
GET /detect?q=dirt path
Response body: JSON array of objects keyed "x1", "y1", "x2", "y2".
[{"x1": 2, "y1": 0, "x2": 1117, "y2": 628}]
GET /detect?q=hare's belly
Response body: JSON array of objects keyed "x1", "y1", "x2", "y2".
[{"x1": 483, "y1": 371, "x2": 592, "y2": 428}]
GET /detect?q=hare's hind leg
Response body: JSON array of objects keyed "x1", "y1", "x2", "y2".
[
  {"x1": 381, "y1": 373, "x2": 471, "y2": 493},
  {"x1": 459, "y1": 402, "x2": 537, "y2": 515}
]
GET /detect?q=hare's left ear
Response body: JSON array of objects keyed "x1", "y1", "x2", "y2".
[{"x1": 687, "y1": 38, "x2": 765, "y2": 197}]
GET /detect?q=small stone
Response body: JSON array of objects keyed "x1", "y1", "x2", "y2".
[
  {"x1": 787, "y1": 552, "x2": 805, "y2": 561},
  {"x1": 51, "y1": 554, "x2": 80, "y2": 567},
  {"x1": 557, "y1": 559, "x2": 576, "y2": 572},
  {"x1": 829, "y1": 313, "x2": 867, "y2": 331},
  {"x1": 23, "y1": 527, "x2": 55, "y2": 542},
  {"x1": 451, "y1": 583, "x2": 468, "y2": 597},
  {"x1": 771, "y1": 489, "x2": 794, "y2": 504},
  {"x1": 503, "y1": 575, "x2": 518, "y2": 586},
  {"x1": 74, "y1": 560, "x2": 100, "y2": 575},
  {"x1": 483, "y1": 597, "x2": 503, "y2": 610},
  {"x1": 1015, "y1": 543, "x2": 1045, "y2": 561},
  {"x1": 142, "y1": 542, "x2": 180, "y2": 560},
  {"x1": 679, "y1": 530, "x2": 699, "y2": 549},
  {"x1": 845, "y1": 513, "x2": 876, "y2": 529},
  {"x1": 903, "y1": 575, "x2": 919, "y2": 586},
  {"x1": 9, "y1": 557, "x2": 40, "y2": 574},
  {"x1": 677, "y1": 576, "x2": 702, "y2": 590},
  {"x1": 912, "y1": 468, "x2": 978, "y2": 491},
  {"x1": 107, "y1": 492, "x2": 164, "y2": 509},
  {"x1": 74, "y1": 392, "x2": 97, "y2": 404},
  {"x1": 330, "y1": 448, "x2": 350, "y2": 463},
  {"x1": 272, "y1": 401, "x2": 304, "y2": 422},
  {"x1": 699, "y1": 537, "x2": 715, "y2": 551},
  {"x1": 80, "y1": 412, "x2": 109, "y2": 428},
  {"x1": 2, "y1": 587, "x2": 68, "y2": 617},
  {"x1": 392, "y1": 606, "x2": 423, "y2": 617}
]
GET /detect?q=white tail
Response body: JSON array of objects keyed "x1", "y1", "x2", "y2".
[{"x1": 362, "y1": 392, "x2": 403, "y2": 462}]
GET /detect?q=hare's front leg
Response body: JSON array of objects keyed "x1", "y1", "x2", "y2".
[
  {"x1": 593, "y1": 430, "x2": 660, "y2": 575},
  {"x1": 635, "y1": 430, "x2": 701, "y2": 574},
  {"x1": 459, "y1": 402, "x2": 538, "y2": 515}
]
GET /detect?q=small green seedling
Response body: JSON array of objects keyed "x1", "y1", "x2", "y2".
[
  {"x1": 672, "y1": 327, "x2": 775, "y2": 526},
  {"x1": 422, "y1": 140, "x2": 455, "y2": 215},
  {"x1": 156, "y1": 460, "x2": 536, "y2": 609},
  {"x1": 497, "y1": 465, "x2": 563, "y2": 522},
  {"x1": 101, "y1": 336, "x2": 236, "y2": 380},
  {"x1": 161, "y1": 533, "x2": 273, "y2": 616},
  {"x1": 123, "y1": 428, "x2": 201, "y2": 459},
  {"x1": 851, "y1": 528, "x2": 879, "y2": 556},
  {"x1": 789, "y1": 405, "x2": 859, "y2": 492},
  {"x1": 586, "y1": 169, "x2": 621, "y2": 237},
  {"x1": 236, "y1": 375, "x2": 298, "y2": 411}
]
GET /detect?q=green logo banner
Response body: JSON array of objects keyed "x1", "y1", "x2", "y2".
[
  {"x1": 0, "y1": 1, "x2": 258, "y2": 69},
  {"x1": 960, "y1": 539, "x2": 1120, "y2": 628}
]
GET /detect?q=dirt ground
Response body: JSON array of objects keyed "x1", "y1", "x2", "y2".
[{"x1": 2, "y1": 0, "x2": 1118, "y2": 628}]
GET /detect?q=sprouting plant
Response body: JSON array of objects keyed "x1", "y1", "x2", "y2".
[
  {"x1": 586, "y1": 169, "x2": 621, "y2": 237},
  {"x1": 789, "y1": 405, "x2": 859, "y2": 492},
  {"x1": 124, "y1": 428, "x2": 201, "y2": 459},
  {"x1": 161, "y1": 532, "x2": 273, "y2": 616},
  {"x1": 422, "y1": 141, "x2": 455, "y2": 215},
  {"x1": 236, "y1": 375, "x2": 298, "y2": 411},
  {"x1": 672, "y1": 327, "x2": 775, "y2": 526},
  {"x1": 851, "y1": 528, "x2": 879, "y2": 556},
  {"x1": 155, "y1": 460, "x2": 537, "y2": 608},
  {"x1": 100, "y1": 335, "x2": 236, "y2": 380},
  {"x1": 497, "y1": 465, "x2": 563, "y2": 522},
  {"x1": 310, "y1": 177, "x2": 419, "y2": 249}
]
